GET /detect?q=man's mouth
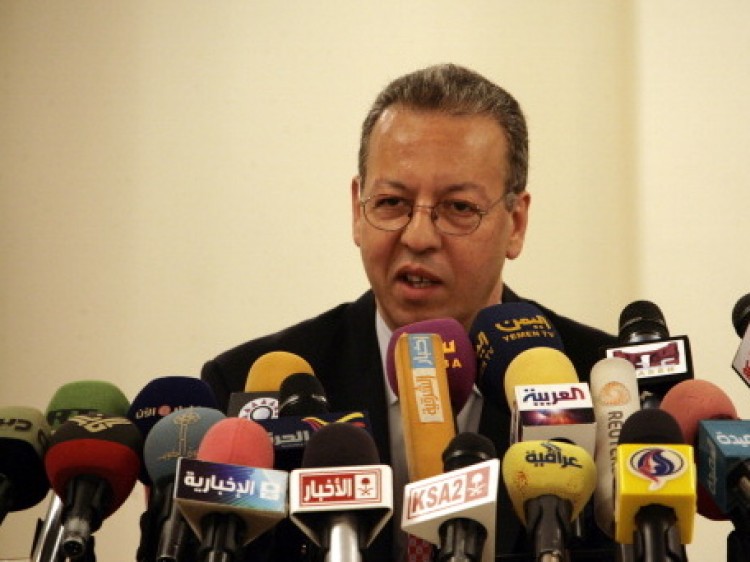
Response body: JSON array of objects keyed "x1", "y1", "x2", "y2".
[{"x1": 403, "y1": 274, "x2": 437, "y2": 288}]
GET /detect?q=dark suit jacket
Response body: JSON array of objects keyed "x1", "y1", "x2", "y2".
[{"x1": 201, "y1": 287, "x2": 618, "y2": 561}]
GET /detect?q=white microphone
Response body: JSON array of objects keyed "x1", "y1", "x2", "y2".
[
  {"x1": 589, "y1": 357, "x2": 640, "y2": 538},
  {"x1": 402, "y1": 432, "x2": 499, "y2": 562}
]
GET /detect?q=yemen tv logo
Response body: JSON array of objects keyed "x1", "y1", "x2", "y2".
[{"x1": 628, "y1": 447, "x2": 686, "y2": 491}]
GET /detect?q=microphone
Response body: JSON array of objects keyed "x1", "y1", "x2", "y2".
[
  {"x1": 614, "y1": 409, "x2": 694, "y2": 561},
  {"x1": 174, "y1": 417, "x2": 288, "y2": 562},
  {"x1": 661, "y1": 379, "x2": 738, "y2": 521},
  {"x1": 697, "y1": 419, "x2": 750, "y2": 518},
  {"x1": 0, "y1": 406, "x2": 51, "y2": 525},
  {"x1": 255, "y1": 371, "x2": 372, "y2": 472},
  {"x1": 391, "y1": 332, "x2": 456, "y2": 481},
  {"x1": 32, "y1": 379, "x2": 132, "y2": 562},
  {"x1": 402, "y1": 433, "x2": 499, "y2": 562},
  {"x1": 44, "y1": 413, "x2": 143, "y2": 559},
  {"x1": 589, "y1": 358, "x2": 640, "y2": 537},
  {"x1": 386, "y1": 318, "x2": 477, "y2": 413},
  {"x1": 603, "y1": 300, "x2": 693, "y2": 407},
  {"x1": 660, "y1": 379, "x2": 738, "y2": 445},
  {"x1": 127, "y1": 376, "x2": 221, "y2": 561},
  {"x1": 731, "y1": 293, "x2": 750, "y2": 388},
  {"x1": 278, "y1": 372, "x2": 329, "y2": 417},
  {"x1": 227, "y1": 351, "x2": 314, "y2": 419},
  {"x1": 143, "y1": 407, "x2": 226, "y2": 562},
  {"x1": 127, "y1": 376, "x2": 219, "y2": 441},
  {"x1": 502, "y1": 439, "x2": 597, "y2": 561},
  {"x1": 46, "y1": 380, "x2": 131, "y2": 429},
  {"x1": 503, "y1": 347, "x2": 595, "y2": 456},
  {"x1": 289, "y1": 423, "x2": 393, "y2": 561},
  {"x1": 469, "y1": 303, "x2": 564, "y2": 403}
]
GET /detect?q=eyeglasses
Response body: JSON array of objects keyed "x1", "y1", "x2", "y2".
[{"x1": 359, "y1": 192, "x2": 515, "y2": 236}]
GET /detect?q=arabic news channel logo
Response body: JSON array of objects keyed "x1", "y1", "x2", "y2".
[
  {"x1": 595, "y1": 381, "x2": 631, "y2": 407},
  {"x1": 628, "y1": 447, "x2": 686, "y2": 490}
]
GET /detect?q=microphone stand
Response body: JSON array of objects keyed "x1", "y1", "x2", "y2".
[
  {"x1": 728, "y1": 500, "x2": 750, "y2": 562},
  {"x1": 322, "y1": 513, "x2": 361, "y2": 562},
  {"x1": 30, "y1": 495, "x2": 65, "y2": 562},
  {"x1": 633, "y1": 505, "x2": 687, "y2": 562},
  {"x1": 525, "y1": 495, "x2": 572, "y2": 562}
]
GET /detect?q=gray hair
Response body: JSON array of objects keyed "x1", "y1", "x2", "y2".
[{"x1": 358, "y1": 63, "x2": 528, "y2": 200}]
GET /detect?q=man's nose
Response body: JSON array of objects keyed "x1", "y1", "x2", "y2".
[{"x1": 399, "y1": 205, "x2": 442, "y2": 251}]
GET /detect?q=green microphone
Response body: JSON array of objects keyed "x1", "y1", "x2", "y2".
[{"x1": 46, "y1": 380, "x2": 130, "y2": 430}]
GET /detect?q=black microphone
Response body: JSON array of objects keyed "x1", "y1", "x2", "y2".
[
  {"x1": 278, "y1": 373, "x2": 329, "y2": 417},
  {"x1": 603, "y1": 300, "x2": 693, "y2": 408},
  {"x1": 411, "y1": 432, "x2": 498, "y2": 562},
  {"x1": 289, "y1": 423, "x2": 394, "y2": 562},
  {"x1": 731, "y1": 293, "x2": 750, "y2": 388},
  {"x1": 0, "y1": 406, "x2": 51, "y2": 525}
]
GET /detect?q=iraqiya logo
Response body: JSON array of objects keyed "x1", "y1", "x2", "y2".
[{"x1": 628, "y1": 447, "x2": 686, "y2": 490}]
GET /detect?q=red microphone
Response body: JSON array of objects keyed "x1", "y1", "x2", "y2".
[
  {"x1": 44, "y1": 413, "x2": 143, "y2": 559},
  {"x1": 174, "y1": 417, "x2": 287, "y2": 562},
  {"x1": 660, "y1": 379, "x2": 738, "y2": 520}
]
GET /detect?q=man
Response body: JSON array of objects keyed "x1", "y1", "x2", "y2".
[{"x1": 202, "y1": 63, "x2": 616, "y2": 560}]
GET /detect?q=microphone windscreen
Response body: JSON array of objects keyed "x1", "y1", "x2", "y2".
[
  {"x1": 386, "y1": 318, "x2": 476, "y2": 412},
  {"x1": 245, "y1": 351, "x2": 314, "y2": 392},
  {"x1": 197, "y1": 417, "x2": 273, "y2": 469},
  {"x1": 45, "y1": 414, "x2": 143, "y2": 516},
  {"x1": 441, "y1": 432, "x2": 497, "y2": 472},
  {"x1": 732, "y1": 293, "x2": 750, "y2": 338},
  {"x1": 144, "y1": 407, "x2": 226, "y2": 484},
  {"x1": 45, "y1": 380, "x2": 130, "y2": 430},
  {"x1": 301, "y1": 423, "x2": 380, "y2": 468},
  {"x1": 618, "y1": 300, "x2": 670, "y2": 343},
  {"x1": 502, "y1": 440, "x2": 596, "y2": 524},
  {"x1": 278, "y1": 373, "x2": 329, "y2": 417},
  {"x1": 127, "y1": 376, "x2": 219, "y2": 438},
  {"x1": 503, "y1": 347, "x2": 579, "y2": 409},
  {"x1": 617, "y1": 409, "x2": 684, "y2": 445},
  {"x1": 0, "y1": 406, "x2": 51, "y2": 511},
  {"x1": 469, "y1": 303, "x2": 564, "y2": 401},
  {"x1": 660, "y1": 379, "x2": 738, "y2": 444}
]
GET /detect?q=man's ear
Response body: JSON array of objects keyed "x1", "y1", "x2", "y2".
[
  {"x1": 351, "y1": 176, "x2": 363, "y2": 248},
  {"x1": 506, "y1": 191, "x2": 531, "y2": 260}
]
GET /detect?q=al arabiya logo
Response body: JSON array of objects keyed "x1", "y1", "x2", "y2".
[{"x1": 628, "y1": 447, "x2": 686, "y2": 490}]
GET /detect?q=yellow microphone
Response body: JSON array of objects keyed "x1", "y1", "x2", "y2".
[
  {"x1": 392, "y1": 332, "x2": 456, "y2": 481},
  {"x1": 502, "y1": 440, "x2": 596, "y2": 561},
  {"x1": 226, "y1": 351, "x2": 315, "y2": 419},
  {"x1": 503, "y1": 347, "x2": 579, "y2": 410},
  {"x1": 614, "y1": 409, "x2": 696, "y2": 555},
  {"x1": 245, "y1": 351, "x2": 314, "y2": 392}
]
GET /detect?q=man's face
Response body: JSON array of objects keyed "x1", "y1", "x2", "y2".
[{"x1": 352, "y1": 106, "x2": 530, "y2": 331}]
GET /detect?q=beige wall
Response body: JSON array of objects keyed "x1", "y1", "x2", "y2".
[{"x1": 0, "y1": 1, "x2": 747, "y2": 559}]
